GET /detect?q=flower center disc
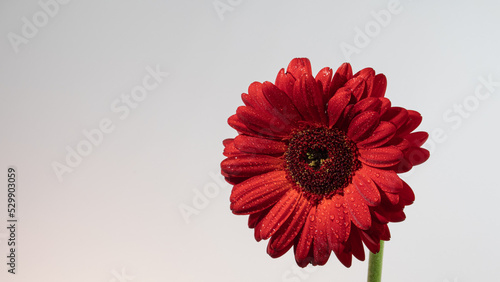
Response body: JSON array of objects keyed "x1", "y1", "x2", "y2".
[{"x1": 285, "y1": 126, "x2": 360, "y2": 197}]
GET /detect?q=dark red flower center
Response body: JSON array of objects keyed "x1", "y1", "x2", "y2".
[{"x1": 284, "y1": 126, "x2": 361, "y2": 197}]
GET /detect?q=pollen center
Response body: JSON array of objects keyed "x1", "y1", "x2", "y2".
[{"x1": 284, "y1": 126, "x2": 360, "y2": 197}]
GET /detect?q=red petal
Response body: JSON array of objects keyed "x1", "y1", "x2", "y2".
[
  {"x1": 241, "y1": 93, "x2": 252, "y2": 107},
  {"x1": 399, "y1": 180, "x2": 415, "y2": 205},
  {"x1": 345, "y1": 185, "x2": 372, "y2": 230},
  {"x1": 248, "y1": 208, "x2": 269, "y2": 229},
  {"x1": 223, "y1": 138, "x2": 245, "y2": 157},
  {"x1": 262, "y1": 81, "x2": 303, "y2": 124},
  {"x1": 228, "y1": 114, "x2": 262, "y2": 137},
  {"x1": 360, "y1": 233, "x2": 380, "y2": 254},
  {"x1": 266, "y1": 238, "x2": 293, "y2": 258},
  {"x1": 353, "y1": 170, "x2": 381, "y2": 206},
  {"x1": 268, "y1": 196, "x2": 311, "y2": 258},
  {"x1": 222, "y1": 138, "x2": 232, "y2": 147},
  {"x1": 287, "y1": 58, "x2": 312, "y2": 79},
  {"x1": 357, "y1": 122, "x2": 397, "y2": 149},
  {"x1": 361, "y1": 221, "x2": 388, "y2": 253},
  {"x1": 381, "y1": 224, "x2": 391, "y2": 241},
  {"x1": 244, "y1": 83, "x2": 298, "y2": 131},
  {"x1": 387, "y1": 136, "x2": 410, "y2": 151},
  {"x1": 315, "y1": 67, "x2": 333, "y2": 102},
  {"x1": 381, "y1": 107, "x2": 409, "y2": 130},
  {"x1": 258, "y1": 189, "x2": 300, "y2": 240},
  {"x1": 364, "y1": 166, "x2": 403, "y2": 193},
  {"x1": 230, "y1": 171, "x2": 291, "y2": 214},
  {"x1": 275, "y1": 68, "x2": 295, "y2": 98},
  {"x1": 379, "y1": 97, "x2": 391, "y2": 116},
  {"x1": 388, "y1": 159, "x2": 412, "y2": 173},
  {"x1": 313, "y1": 201, "x2": 333, "y2": 265},
  {"x1": 358, "y1": 146, "x2": 403, "y2": 168},
  {"x1": 374, "y1": 203, "x2": 406, "y2": 223},
  {"x1": 326, "y1": 195, "x2": 351, "y2": 255},
  {"x1": 244, "y1": 83, "x2": 294, "y2": 129},
  {"x1": 224, "y1": 175, "x2": 248, "y2": 185},
  {"x1": 353, "y1": 68, "x2": 375, "y2": 98},
  {"x1": 343, "y1": 77, "x2": 366, "y2": 101},
  {"x1": 348, "y1": 227, "x2": 365, "y2": 261},
  {"x1": 245, "y1": 82, "x2": 269, "y2": 111},
  {"x1": 404, "y1": 147, "x2": 430, "y2": 166},
  {"x1": 234, "y1": 135, "x2": 287, "y2": 155},
  {"x1": 329, "y1": 63, "x2": 353, "y2": 99},
  {"x1": 347, "y1": 111, "x2": 380, "y2": 142},
  {"x1": 397, "y1": 110, "x2": 422, "y2": 136},
  {"x1": 295, "y1": 206, "x2": 317, "y2": 267},
  {"x1": 327, "y1": 88, "x2": 352, "y2": 127},
  {"x1": 221, "y1": 155, "x2": 283, "y2": 178},
  {"x1": 292, "y1": 74, "x2": 326, "y2": 123},
  {"x1": 370, "y1": 74, "x2": 387, "y2": 98},
  {"x1": 334, "y1": 249, "x2": 353, "y2": 268},
  {"x1": 353, "y1": 67, "x2": 375, "y2": 79},
  {"x1": 407, "y1": 131, "x2": 429, "y2": 147},
  {"x1": 350, "y1": 98, "x2": 382, "y2": 118},
  {"x1": 303, "y1": 74, "x2": 327, "y2": 124},
  {"x1": 381, "y1": 190, "x2": 399, "y2": 205},
  {"x1": 335, "y1": 104, "x2": 354, "y2": 131},
  {"x1": 236, "y1": 106, "x2": 290, "y2": 138},
  {"x1": 254, "y1": 207, "x2": 277, "y2": 241}
]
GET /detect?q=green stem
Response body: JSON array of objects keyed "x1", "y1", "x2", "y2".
[{"x1": 367, "y1": 240, "x2": 384, "y2": 282}]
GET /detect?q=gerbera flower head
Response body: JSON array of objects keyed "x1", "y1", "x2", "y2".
[{"x1": 221, "y1": 58, "x2": 429, "y2": 267}]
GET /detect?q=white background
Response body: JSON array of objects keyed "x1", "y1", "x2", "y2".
[{"x1": 1, "y1": 0, "x2": 499, "y2": 281}]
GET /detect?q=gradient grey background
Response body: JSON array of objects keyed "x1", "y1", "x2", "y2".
[{"x1": 1, "y1": 0, "x2": 499, "y2": 281}]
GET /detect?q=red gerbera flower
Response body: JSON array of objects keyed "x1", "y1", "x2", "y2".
[{"x1": 221, "y1": 58, "x2": 429, "y2": 267}]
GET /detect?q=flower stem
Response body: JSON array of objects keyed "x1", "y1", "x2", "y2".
[{"x1": 367, "y1": 240, "x2": 384, "y2": 282}]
